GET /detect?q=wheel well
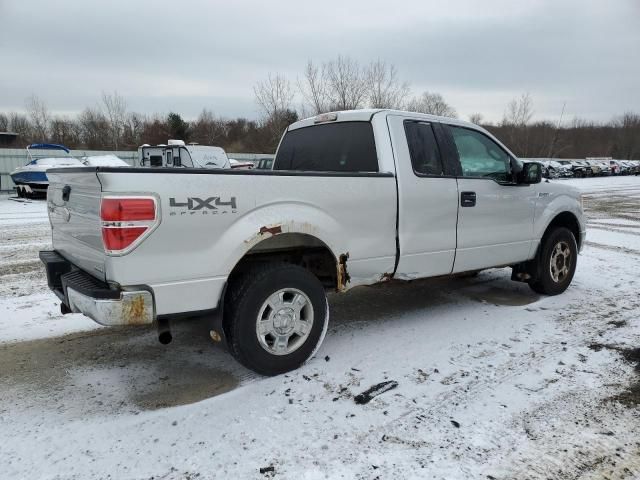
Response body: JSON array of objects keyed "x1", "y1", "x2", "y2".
[
  {"x1": 543, "y1": 212, "x2": 581, "y2": 249},
  {"x1": 227, "y1": 233, "x2": 338, "y2": 291}
]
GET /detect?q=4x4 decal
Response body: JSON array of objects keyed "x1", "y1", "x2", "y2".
[{"x1": 169, "y1": 197, "x2": 237, "y2": 215}]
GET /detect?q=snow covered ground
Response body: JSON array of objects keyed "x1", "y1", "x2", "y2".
[{"x1": 0, "y1": 177, "x2": 639, "y2": 479}]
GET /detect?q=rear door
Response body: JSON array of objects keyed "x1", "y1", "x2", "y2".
[
  {"x1": 444, "y1": 125, "x2": 536, "y2": 272},
  {"x1": 47, "y1": 169, "x2": 106, "y2": 280},
  {"x1": 387, "y1": 115, "x2": 459, "y2": 278}
]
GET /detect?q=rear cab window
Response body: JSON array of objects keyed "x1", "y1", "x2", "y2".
[
  {"x1": 403, "y1": 121, "x2": 444, "y2": 176},
  {"x1": 274, "y1": 122, "x2": 379, "y2": 172}
]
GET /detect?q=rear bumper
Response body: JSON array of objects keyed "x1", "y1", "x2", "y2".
[{"x1": 39, "y1": 250, "x2": 155, "y2": 326}]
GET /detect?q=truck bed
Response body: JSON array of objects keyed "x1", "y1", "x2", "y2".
[{"x1": 47, "y1": 166, "x2": 398, "y2": 316}]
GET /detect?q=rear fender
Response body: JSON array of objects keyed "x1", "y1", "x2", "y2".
[{"x1": 215, "y1": 202, "x2": 344, "y2": 278}]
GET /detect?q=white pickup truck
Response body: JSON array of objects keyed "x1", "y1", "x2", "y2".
[{"x1": 41, "y1": 109, "x2": 585, "y2": 375}]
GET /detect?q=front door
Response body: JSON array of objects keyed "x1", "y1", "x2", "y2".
[
  {"x1": 387, "y1": 115, "x2": 459, "y2": 278},
  {"x1": 445, "y1": 125, "x2": 536, "y2": 272}
]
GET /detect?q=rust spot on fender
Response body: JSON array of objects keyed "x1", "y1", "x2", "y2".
[
  {"x1": 337, "y1": 253, "x2": 350, "y2": 291},
  {"x1": 122, "y1": 295, "x2": 148, "y2": 325},
  {"x1": 259, "y1": 225, "x2": 282, "y2": 236}
]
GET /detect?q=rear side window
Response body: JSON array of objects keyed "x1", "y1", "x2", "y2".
[
  {"x1": 404, "y1": 121, "x2": 444, "y2": 176},
  {"x1": 274, "y1": 122, "x2": 378, "y2": 172}
]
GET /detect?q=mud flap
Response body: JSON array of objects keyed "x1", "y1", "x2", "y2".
[
  {"x1": 511, "y1": 258, "x2": 540, "y2": 283},
  {"x1": 210, "y1": 283, "x2": 230, "y2": 352}
]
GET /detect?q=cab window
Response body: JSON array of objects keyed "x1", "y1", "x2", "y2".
[
  {"x1": 448, "y1": 126, "x2": 511, "y2": 181},
  {"x1": 274, "y1": 122, "x2": 378, "y2": 172},
  {"x1": 404, "y1": 121, "x2": 443, "y2": 176}
]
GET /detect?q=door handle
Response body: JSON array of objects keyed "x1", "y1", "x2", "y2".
[{"x1": 460, "y1": 191, "x2": 476, "y2": 207}]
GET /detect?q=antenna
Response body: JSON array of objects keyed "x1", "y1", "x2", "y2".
[{"x1": 547, "y1": 102, "x2": 566, "y2": 159}]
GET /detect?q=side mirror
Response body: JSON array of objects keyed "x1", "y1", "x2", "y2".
[{"x1": 519, "y1": 162, "x2": 542, "y2": 184}]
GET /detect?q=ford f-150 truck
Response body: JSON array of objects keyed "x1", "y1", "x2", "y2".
[{"x1": 40, "y1": 109, "x2": 585, "y2": 375}]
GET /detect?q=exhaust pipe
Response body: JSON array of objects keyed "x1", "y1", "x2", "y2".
[{"x1": 157, "y1": 318, "x2": 172, "y2": 345}]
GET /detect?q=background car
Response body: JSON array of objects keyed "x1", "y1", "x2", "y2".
[
  {"x1": 542, "y1": 160, "x2": 573, "y2": 179},
  {"x1": 584, "y1": 160, "x2": 603, "y2": 176},
  {"x1": 573, "y1": 160, "x2": 594, "y2": 177},
  {"x1": 557, "y1": 160, "x2": 586, "y2": 178}
]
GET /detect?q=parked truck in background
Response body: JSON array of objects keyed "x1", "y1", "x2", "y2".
[{"x1": 40, "y1": 109, "x2": 585, "y2": 375}]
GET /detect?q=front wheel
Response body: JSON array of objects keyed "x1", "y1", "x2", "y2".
[
  {"x1": 529, "y1": 227, "x2": 578, "y2": 295},
  {"x1": 225, "y1": 263, "x2": 329, "y2": 376}
]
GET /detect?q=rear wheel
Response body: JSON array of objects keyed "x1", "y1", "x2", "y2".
[
  {"x1": 529, "y1": 227, "x2": 577, "y2": 295},
  {"x1": 225, "y1": 263, "x2": 329, "y2": 376}
]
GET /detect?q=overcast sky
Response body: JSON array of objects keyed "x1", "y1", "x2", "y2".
[{"x1": 1, "y1": 0, "x2": 638, "y2": 123}]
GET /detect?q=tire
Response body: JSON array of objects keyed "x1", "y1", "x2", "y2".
[
  {"x1": 225, "y1": 263, "x2": 329, "y2": 376},
  {"x1": 529, "y1": 227, "x2": 577, "y2": 295}
]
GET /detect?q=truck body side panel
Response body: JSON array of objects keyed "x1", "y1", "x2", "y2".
[{"x1": 96, "y1": 170, "x2": 397, "y2": 315}]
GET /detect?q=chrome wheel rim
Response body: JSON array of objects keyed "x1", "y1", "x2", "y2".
[
  {"x1": 256, "y1": 288, "x2": 314, "y2": 356},
  {"x1": 549, "y1": 241, "x2": 571, "y2": 283}
]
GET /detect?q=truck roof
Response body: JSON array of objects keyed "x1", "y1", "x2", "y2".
[{"x1": 288, "y1": 109, "x2": 478, "y2": 131}]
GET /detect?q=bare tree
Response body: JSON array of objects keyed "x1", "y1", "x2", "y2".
[
  {"x1": 122, "y1": 112, "x2": 146, "y2": 148},
  {"x1": 50, "y1": 117, "x2": 81, "y2": 147},
  {"x1": 406, "y1": 91, "x2": 457, "y2": 117},
  {"x1": 253, "y1": 73, "x2": 295, "y2": 119},
  {"x1": 0, "y1": 113, "x2": 8, "y2": 131},
  {"x1": 191, "y1": 109, "x2": 228, "y2": 145},
  {"x1": 253, "y1": 74, "x2": 299, "y2": 147},
  {"x1": 365, "y1": 60, "x2": 410, "y2": 109},
  {"x1": 25, "y1": 94, "x2": 50, "y2": 140},
  {"x1": 468, "y1": 113, "x2": 484, "y2": 125},
  {"x1": 324, "y1": 56, "x2": 368, "y2": 110},
  {"x1": 501, "y1": 93, "x2": 534, "y2": 156},
  {"x1": 502, "y1": 92, "x2": 534, "y2": 127},
  {"x1": 101, "y1": 91, "x2": 127, "y2": 150},
  {"x1": 9, "y1": 112, "x2": 33, "y2": 143},
  {"x1": 298, "y1": 61, "x2": 330, "y2": 115},
  {"x1": 79, "y1": 107, "x2": 110, "y2": 149},
  {"x1": 613, "y1": 111, "x2": 640, "y2": 159}
]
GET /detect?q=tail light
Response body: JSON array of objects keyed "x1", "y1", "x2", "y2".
[{"x1": 100, "y1": 196, "x2": 159, "y2": 254}]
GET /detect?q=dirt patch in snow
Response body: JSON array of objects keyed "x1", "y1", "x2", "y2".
[
  {"x1": 0, "y1": 259, "x2": 43, "y2": 277},
  {"x1": 612, "y1": 381, "x2": 640, "y2": 407},
  {"x1": 589, "y1": 343, "x2": 640, "y2": 407},
  {"x1": 459, "y1": 283, "x2": 540, "y2": 306},
  {"x1": 0, "y1": 324, "x2": 238, "y2": 413}
]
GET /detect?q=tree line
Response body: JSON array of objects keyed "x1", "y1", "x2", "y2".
[
  {"x1": 0, "y1": 93, "x2": 282, "y2": 153},
  {"x1": 1, "y1": 57, "x2": 639, "y2": 159}
]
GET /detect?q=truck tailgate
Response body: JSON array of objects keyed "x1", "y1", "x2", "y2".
[{"x1": 47, "y1": 169, "x2": 106, "y2": 281}]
